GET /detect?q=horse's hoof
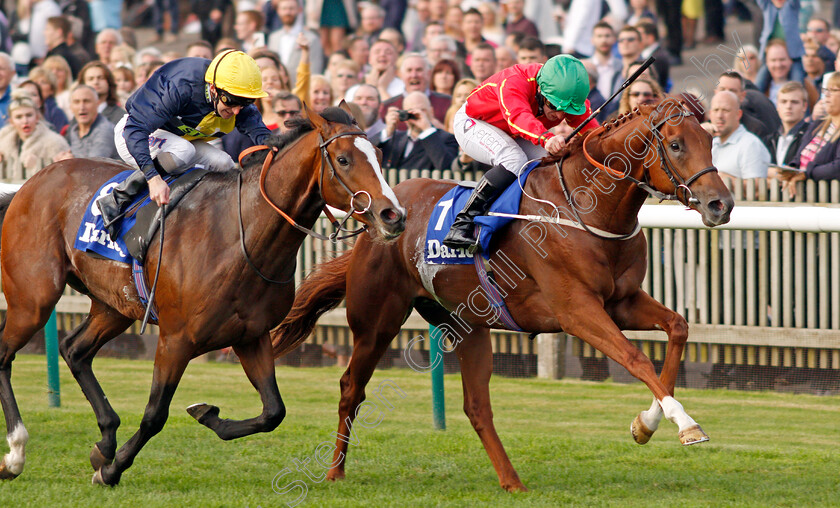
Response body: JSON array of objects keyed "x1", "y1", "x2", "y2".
[
  {"x1": 631, "y1": 413, "x2": 655, "y2": 445},
  {"x1": 326, "y1": 469, "x2": 345, "y2": 482},
  {"x1": 502, "y1": 482, "x2": 529, "y2": 493},
  {"x1": 0, "y1": 461, "x2": 19, "y2": 480},
  {"x1": 186, "y1": 403, "x2": 220, "y2": 425},
  {"x1": 679, "y1": 424, "x2": 710, "y2": 445},
  {"x1": 92, "y1": 467, "x2": 119, "y2": 487},
  {"x1": 90, "y1": 444, "x2": 113, "y2": 471}
]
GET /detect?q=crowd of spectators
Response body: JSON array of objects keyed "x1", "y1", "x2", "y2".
[{"x1": 0, "y1": 1, "x2": 839, "y2": 188}]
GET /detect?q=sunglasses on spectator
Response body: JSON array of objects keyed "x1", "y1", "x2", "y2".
[
  {"x1": 275, "y1": 109, "x2": 301, "y2": 116},
  {"x1": 822, "y1": 87, "x2": 840, "y2": 96},
  {"x1": 629, "y1": 91, "x2": 655, "y2": 98},
  {"x1": 618, "y1": 37, "x2": 638, "y2": 43},
  {"x1": 808, "y1": 27, "x2": 827, "y2": 33}
]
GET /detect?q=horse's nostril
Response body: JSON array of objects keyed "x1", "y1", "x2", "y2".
[
  {"x1": 708, "y1": 199, "x2": 724, "y2": 213},
  {"x1": 380, "y1": 208, "x2": 402, "y2": 224}
]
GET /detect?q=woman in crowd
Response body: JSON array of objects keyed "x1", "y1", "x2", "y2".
[
  {"x1": 431, "y1": 59, "x2": 460, "y2": 96},
  {"x1": 331, "y1": 59, "x2": 360, "y2": 105},
  {"x1": 734, "y1": 44, "x2": 760, "y2": 85},
  {"x1": 309, "y1": 74, "x2": 333, "y2": 114},
  {"x1": 78, "y1": 61, "x2": 126, "y2": 125},
  {"x1": 616, "y1": 77, "x2": 664, "y2": 116},
  {"x1": 786, "y1": 72, "x2": 840, "y2": 183},
  {"x1": 42, "y1": 54, "x2": 73, "y2": 118},
  {"x1": 259, "y1": 66, "x2": 285, "y2": 131},
  {"x1": 109, "y1": 44, "x2": 136, "y2": 71},
  {"x1": 18, "y1": 78, "x2": 67, "y2": 133},
  {"x1": 444, "y1": 77, "x2": 478, "y2": 133},
  {"x1": 112, "y1": 65, "x2": 136, "y2": 105},
  {"x1": 26, "y1": 68, "x2": 68, "y2": 132},
  {"x1": 0, "y1": 89, "x2": 70, "y2": 181}
]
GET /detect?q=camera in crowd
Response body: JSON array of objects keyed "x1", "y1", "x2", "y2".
[{"x1": 397, "y1": 110, "x2": 419, "y2": 121}]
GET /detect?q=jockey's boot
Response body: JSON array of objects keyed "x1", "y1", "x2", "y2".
[
  {"x1": 96, "y1": 169, "x2": 148, "y2": 241},
  {"x1": 443, "y1": 164, "x2": 517, "y2": 252}
]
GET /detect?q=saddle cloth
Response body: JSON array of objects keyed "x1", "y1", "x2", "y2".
[
  {"x1": 74, "y1": 166, "x2": 208, "y2": 264},
  {"x1": 424, "y1": 160, "x2": 540, "y2": 265}
]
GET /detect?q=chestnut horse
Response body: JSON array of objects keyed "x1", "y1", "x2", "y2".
[
  {"x1": 0, "y1": 106, "x2": 405, "y2": 485},
  {"x1": 271, "y1": 100, "x2": 734, "y2": 491}
]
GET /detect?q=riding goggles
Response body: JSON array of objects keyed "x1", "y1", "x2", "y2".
[{"x1": 218, "y1": 88, "x2": 256, "y2": 108}]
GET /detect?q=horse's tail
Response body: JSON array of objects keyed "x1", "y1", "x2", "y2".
[
  {"x1": 271, "y1": 251, "x2": 351, "y2": 358},
  {"x1": 0, "y1": 185, "x2": 20, "y2": 252}
]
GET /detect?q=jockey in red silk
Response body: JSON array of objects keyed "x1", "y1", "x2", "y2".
[{"x1": 443, "y1": 54, "x2": 599, "y2": 252}]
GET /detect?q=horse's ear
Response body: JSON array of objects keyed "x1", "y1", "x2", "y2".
[
  {"x1": 338, "y1": 99, "x2": 352, "y2": 115},
  {"x1": 302, "y1": 101, "x2": 327, "y2": 129}
]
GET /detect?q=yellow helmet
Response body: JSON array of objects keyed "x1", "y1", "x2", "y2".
[{"x1": 204, "y1": 50, "x2": 269, "y2": 100}]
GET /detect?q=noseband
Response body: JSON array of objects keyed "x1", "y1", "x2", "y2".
[{"x1": 582, "y1": 109, "x2": 718, "y2": 206}]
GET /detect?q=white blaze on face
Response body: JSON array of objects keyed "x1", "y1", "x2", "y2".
[{"x1": 354, "y1": 137, "x2": 405, "y2": 213}]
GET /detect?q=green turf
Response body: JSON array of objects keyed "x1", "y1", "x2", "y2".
[{"x1": 0, "y1": 354, "x2": 838, "y2": 507}]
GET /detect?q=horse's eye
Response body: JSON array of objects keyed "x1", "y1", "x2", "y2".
[
  {"x1": 337, "y1": 156, "x2": 348, "y2": 165},
  {"x1": 669, "y1": 142, "x2": 680, "y2": 152}
]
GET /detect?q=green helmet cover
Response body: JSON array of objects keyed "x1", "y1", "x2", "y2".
[{"x1": 536, "y1": 55, "x2": 589, "y2": 115}]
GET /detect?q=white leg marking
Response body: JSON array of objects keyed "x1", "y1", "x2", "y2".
[
  {"x1": 640, "y1": 397, "x2": 663, "y2": 431},
  {"x1": 354, "y1": 137, "x2": 405, "y2": 213},
  {"x1": 659, "y1": 396, "x2": 698, "y2": 432},
  {"x1": 3, "y1": 423, "x2": 29, "y2": 475}
]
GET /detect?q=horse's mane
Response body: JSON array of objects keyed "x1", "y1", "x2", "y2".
[{"x1": 240, "y1": 107, "x2": 358, "y2": 170}]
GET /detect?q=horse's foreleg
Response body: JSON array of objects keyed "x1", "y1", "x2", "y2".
[
  {"x1": 561, "y1": 296, "x2": 708, "y2": 446},
  {"x1": 454, "y1": 328, "x2": 526, "y2": 492},
  {"x1": 187, "y1": 334, "x2": 286, "y2": 439},
  {"x1": 93, "y1": 337, "x2": 191, "y2": 486},
  {"x1": 611, "y1": 290, "x2": 690, "y2": 444},
  {"x1": 59, "y1": 301, "x2": 133, "y2": 470}
]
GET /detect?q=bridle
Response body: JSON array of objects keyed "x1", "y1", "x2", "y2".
[
  {"x1": 582, "y1": 108, "x2": 718, "y2": 206},
  {"x1": 553, "y1": 108, "x2": 718, "y2": 241},
  {"x1": 235, "y1": 126, "x2": 372, "y2": 283}
]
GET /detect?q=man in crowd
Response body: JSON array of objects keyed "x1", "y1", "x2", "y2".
[
  {"x1": 378, "y1": 91, "x2": 458, "y2": 170},
  {"x1": 805, "y1": 17, "x2": 836, "y2": 72},
  {"x1": 64, "y1": 84, "x2": 118, "y2": 159},
  {"x1": 468, "y1": 42, "x2": 497, "y2": 83},
  {"x1": 584, "y1": 22, "x2": 621, "y2": 121},
  {"x1": 495, "y1": 46, "x2": 516, "y2": 72},
  {"x1": 503, "y1": 0, "x2": 538, "y2": 38},
  {"x1": 268, "y1": 0, "x2": 324, "y2": 86},
  {"x1": 44, "y1": 17, "x2": 83, "y2": 79},
  {"x1": 715, "y1": 70, "x2": 781, "y2": 155},
  {"x1": 94, "y1": 29, "x2": 122, "y2": 67},
  {"x1": 771, "y1": 81, "x2": 810, "y2": 166},
  {"x1": 380, "y1": 53, "x2": 449, "y2": 127},
  {"x1": 708, "y1": 90, "x2": 771, "y2": 182},
  {"x1": 351, "y1": 39, "x2": 404, "y2": 101},
  {"x1": 617, "y1": 26, "x2": 644, "y2": 79},
  {"x1": 358, "y1": 2, "x2": 386, "y2": 46},
  {"x1": 273, "y1": 92, "x2": 302, "y2": 134},
  {"x1": 349, "y1": 84, "x2": 386, "y2": 141},
  {"x1": 636, "y1": 20, "x2": 670, "y2": 90},
  {"x1": 234, "y1": 10, "x2": 267, "y2": 53},
  {"x1": 516, "y1": 37, "x2": 546, "y2": 65}
]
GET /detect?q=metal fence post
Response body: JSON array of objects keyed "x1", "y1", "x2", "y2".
[
  {"x1": 429, "y1": 325, "x2": 446, "y2": 430},
  {"x1": 45, "y1": 309, "x2": 60, "y2": 407}
]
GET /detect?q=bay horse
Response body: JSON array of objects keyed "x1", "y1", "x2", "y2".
[
  {"x1": 0, "y1": 105, "x2": 405, "y2": 485},
  {"x1": 271, "y1": 99, "x2": 734, "y2": 492}
]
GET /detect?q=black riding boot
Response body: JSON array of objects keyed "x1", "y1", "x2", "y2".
[
  {"x1": 96, "y1": 169, "x2": 148, "y2": 241},
  {"x1": 442, "y1": 164, "x2": 517, "y2": 252}
]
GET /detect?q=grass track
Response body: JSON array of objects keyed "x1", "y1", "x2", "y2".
[{"x1": 1, "y1": 354, "x2": 838, "y2": 507}]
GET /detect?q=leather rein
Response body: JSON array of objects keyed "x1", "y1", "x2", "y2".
[
  {"x1": 555, "y1": 109, "x2": 718, "y2": 240},
  {"x1": 235, "y1": 128, "x2": 370, "y2": 284}
]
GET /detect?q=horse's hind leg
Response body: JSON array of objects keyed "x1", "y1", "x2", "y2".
[
  {"x1": 59, "y1": 300, "x2": 133, "y2": 470},
  {"x1": 611, "y1": 290, "x2": 692, "y2": 444},
  {"x1": 454, "y1": 327, "x2": 526, "y2": 492},
  {"x1": 187, "y1": 334, "x2": 286, "y2": 439},
  {"x1": 93, "y1": 335, "x2": 192, "y2": 486}
]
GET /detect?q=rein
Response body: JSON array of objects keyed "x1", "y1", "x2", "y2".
[
  {"x1": 582, "y1": 110, "x2": 718, "y2": 205},
  {"x1": 238, "y1": 128, "x2": 371, "y2": 243}
]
